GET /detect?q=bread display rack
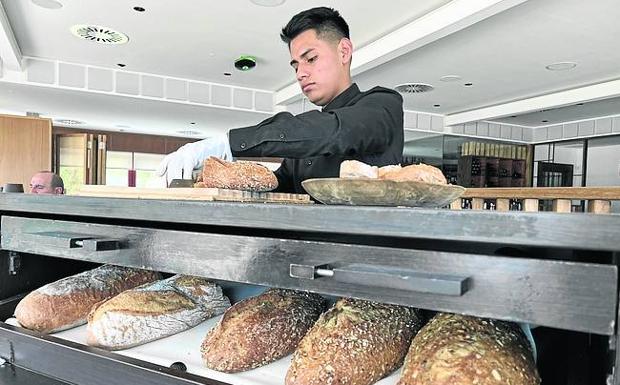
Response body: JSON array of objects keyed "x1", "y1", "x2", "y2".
[{"x1": 0, "y1": 193, "x2": 620, "y2": 384}]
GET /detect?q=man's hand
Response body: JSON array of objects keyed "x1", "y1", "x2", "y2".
[{"x1": 156, "y1": 133, "x2": 232, "y2": 186}]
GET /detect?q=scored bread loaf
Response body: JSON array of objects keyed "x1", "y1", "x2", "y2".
[
  {"x1": 286, "y1": 298, "x2": 424, "y2": 385},
  {"x1": 201, "y1": 288, "x2": 325, "y2": 373},
  {"x1": 14, "y1": 265, "x2": 160, "y2": 333},
  {"x1": 398, "y1": 313, "x2": 540, "y2": 385},
  {"x1": 200, "y1": 157, "x2": 278, "y2": 191},
  {"x1": 380, "y1": 163, "x2": 447, "y2": 184},
  {"x1": 87, "y1": 275, "x2": 230, "y2": 350}
]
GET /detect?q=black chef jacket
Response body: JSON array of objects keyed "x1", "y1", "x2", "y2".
[{"x1": 228, "y1": 83, "x2": 404, "y2": 193}]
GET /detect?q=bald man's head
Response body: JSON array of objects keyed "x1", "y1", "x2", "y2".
[{"x1": 30, "y1": 172, "x2": 64, "y2": 194}]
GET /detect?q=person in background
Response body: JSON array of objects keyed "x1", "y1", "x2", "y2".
[
  {"x1": 157, "y1": 6, "x2": 404, "y2": 193},
  {"x1": 29, "y1": 171, "x2": 64, "y2": 194}
]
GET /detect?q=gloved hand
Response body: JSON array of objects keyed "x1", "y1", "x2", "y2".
[{"x1": 156, "y1": 133, "x2": 232, "y2": 186}]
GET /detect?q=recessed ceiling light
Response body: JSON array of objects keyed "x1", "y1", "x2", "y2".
[
  {"x1": 55, "y1": 119, "x2": 85, "y2": 125},
  {"x1": 464, "y1": 83, "x2": 473, "y2": 87},
  {"x1": 510, "y1": 115, "x2": 517, "y2": 118},
  {"x1": 177, "y1": 130, "x2": 202, "y2": 136},
  {"x1": 439, "y1": 75, "x2": 461, "y2": 82},
  {"x1": 133, "y1": 6, "x2": 146, "y2": 12},
  {"x1": 190, "y1": 122, "x2": 196, "y2": 125},
  {"x1": 541, "y1": 120, "x2": 549, "y2": 123},
  {"x1": 117, "y1": 63, "x2": 126, "y2": 67},
  {"x1": 70, "y1": 25, "x2": 129, "y2": 45},
  {"x1": 545, "y1": 62, "x2": 577, "y2": 71},
  {"x1": 433, "y1": 104, "x2": 441, "y2": 108},
  {"x1": 394, "y1": 83, "x2": 434, "y2": 94},
  {"x1": 250, "y1": 0, "x2": 286, "y2": 6},
  {"x1": 576, "y1": 103, "x2": 584, "y2": 106},
  {"x1": 31, "y1": 0, "x2": 63, "y2": 9},
  {"x1": 223, "y1": 72, "x2": 232, "y2": 76}
]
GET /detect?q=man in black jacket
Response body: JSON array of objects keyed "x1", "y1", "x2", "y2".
[{"x1": 157, "y1": 7, "x2": 403, "y2": 193}]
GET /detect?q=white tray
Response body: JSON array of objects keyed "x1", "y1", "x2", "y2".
[{"x1": 6, "y1": 316, "x2": 402, "y2": 385}]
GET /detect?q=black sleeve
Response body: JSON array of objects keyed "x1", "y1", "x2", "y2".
[
  {"x1": 273, "y1": 159, "x2": 294, "y2": 193},
  {"x1": 228, "y1": 90, "x2": 402, "y2": 159}
]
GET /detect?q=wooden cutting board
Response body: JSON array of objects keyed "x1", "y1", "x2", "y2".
[{"x1": 72, "y1": 185, "x2": 313, "y2": 204}]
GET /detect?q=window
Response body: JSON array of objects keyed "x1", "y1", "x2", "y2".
[{"x1": 105, "y1": 151, "x2": 165, "y2": 187}]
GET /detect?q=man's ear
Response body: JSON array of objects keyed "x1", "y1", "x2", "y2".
[
  {"x1": 338, "y1": 38, "x2": 353, "y2": 65},
  {"x1": 54, "y1": 187, "x2": 64, "y2": 195}
]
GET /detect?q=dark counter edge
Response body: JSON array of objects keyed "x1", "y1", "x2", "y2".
[{"x1": 1, "y1": 194, "x2": 619, "y2": 251}]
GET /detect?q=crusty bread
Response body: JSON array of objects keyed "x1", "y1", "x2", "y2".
[
  {"x1": 380, "y1": 163, "x2": 447, "y2": 184},
  {"x1": 86, "y1": 275, "x2": 230, "y2": 350},
  {"x1": 286, "y1": 298, "x2": 423, "y2": 385},
  {"x1": 398, "y1": 313, "x2": 540, "y2": 385},
  {"x1": 201, "y1": 157, "x2": 278, "y2": 191},
  {"x1": 201, "y1": 288, "x2": 325, "y2": 373},
  {"x1": 339, "y1": 160, "x2": 379, "y2": 179},
  {"x1": 14, "y1": 265, "x2": 160, "y2": 333}
]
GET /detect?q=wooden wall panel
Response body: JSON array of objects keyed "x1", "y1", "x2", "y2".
[
  {"x1": 53, "y1": 127, "x2": 196, "y2": 154},
  {"x1": 0, "y1": 115, "x2": 52, "y2": 189}
]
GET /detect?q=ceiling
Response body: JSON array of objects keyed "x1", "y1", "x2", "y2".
[
  {"x1": 3, "y1": 0, "x2": 449, "y2": 90},
  {"x1": 1, "y1": 0, "x2": 619, "y2": 136},
  {"x1": 355, "y1": 0, "x2": 620, "y2": 116}
]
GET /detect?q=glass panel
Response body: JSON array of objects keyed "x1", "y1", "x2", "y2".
[
  {"x1": 553, "y1": 140, "x2": 584, "y2": 175},
  {"x1": 58, "y1": 135, "x2": 86, "y2": 194},
  {"x1": 105, "y1": 151, "x2": 132, "y2": 187},
  {"x1": 134, "y1": 153, "x2": 165, "y2": 170},
  {"x1": 105, "y1": 169, "x2": 128, "y2": 187},
  {"x1": 106, "y1": 151, "x2": 132, "y2": 169},
  {"x1": 586, "y1": 135, "x2": 620, "y2": 214},
  {"x1": 534, "y1": 144, "x2": 550, "y2": 161}
]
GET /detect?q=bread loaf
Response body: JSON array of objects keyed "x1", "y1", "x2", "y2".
[
  {"x1": 339, "y1": 160, "x2": 378, "y2": 179},
  {"x1": 14, "y1": 265, "x2": 160, "y2": 333},
  {"x1": 87, "y1": 275, "x2": 230, "y2": 350},
  {"x1": 201, "y1": 157, "x2": 278, "y2": 191},
  {"x1": 201, "y1": 288, "x2": 325, "y2": 373},
  {"x1": 286, "y1": 298, "x2": 423, "y2": 385},
  {"x1": 398, "y1": 313, "x2": 540, "y2": 385},
  {"x1": 379, "y1": 163, "x2": 447, "y2": 184},
  {"x1": 339, "y1": 160, "x2": 447, "y2": 184}
]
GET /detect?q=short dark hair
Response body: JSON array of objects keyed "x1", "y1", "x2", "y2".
[{"x1": 280, "y1": 7, "x2": 349, "y2": 46}]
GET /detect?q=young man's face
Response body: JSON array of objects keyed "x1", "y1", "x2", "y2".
[
  {"x1": 29, "y1": 173, "x2": 62, "y2": 194},
  {"x1": 289, "y1": 29, "x2": 352, "y2": 106}
]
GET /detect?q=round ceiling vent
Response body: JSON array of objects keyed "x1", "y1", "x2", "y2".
[
  {"x1": 394, "y1": 83, "x2": 434, "y2": 94},
  {"x1": 70, "y1": 25, "x2": 129, "y2": 44},
  {"x1": 177, "y1": 130, "x2": 202, "y2": 136},
  {"x1": 55, "y1": 119, "x2": 85, "y2": 125}
]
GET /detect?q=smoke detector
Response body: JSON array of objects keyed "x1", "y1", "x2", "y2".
[
  {"x1": 394, "y1": 83, "x2": 434, "y2": 94},
  {"x1": 70, "y1": 25, "x2": 129, "y2": 44}
]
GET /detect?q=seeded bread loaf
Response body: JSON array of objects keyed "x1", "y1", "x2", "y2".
[
  {"x1": 14, "y1": 265, "x2": 160, "y2": 333},
  {"x1": 398, "y1": 313, "x2": 540, "y2": 385},
  {"x1": 201, "y1": 288, "x2": 325, "y2": 372},
  {"x1": 200, "y1": 157, "x2": 278, "y2": 191},
  {"x1": 286, "y1": 298, "x2": 424, "y2": 385},
  {"x1": 87, "y1": 275, "x2": 230, "y2": 350}
]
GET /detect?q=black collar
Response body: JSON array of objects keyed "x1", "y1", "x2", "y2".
[{"x1": 322, "y1": 83, "x2": 359, "y2": 112}]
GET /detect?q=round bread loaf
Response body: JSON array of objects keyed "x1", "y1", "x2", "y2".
[
  {"x1": 339, "y1": 160, "x2": 379, "y2": 179},
  {"x1": 398, "y1": 313, "x2": 540, "y2": 385},
  {"x1": 380, "y1": 163, "x2": 447, "y2": 184},
  {"x1": 286, "y1": 298, "x2": 424, "y2": 385},
  {"x1": 201, "y1": 288, "x2": 325, "y2": 373},
  {"x1": 201, "y1": 157, "x2": 278, "y2": 191}
]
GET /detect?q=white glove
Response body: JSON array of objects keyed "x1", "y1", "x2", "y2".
[{"x1": 156, "y1": 133, "x2": 232, "y2": 186}]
